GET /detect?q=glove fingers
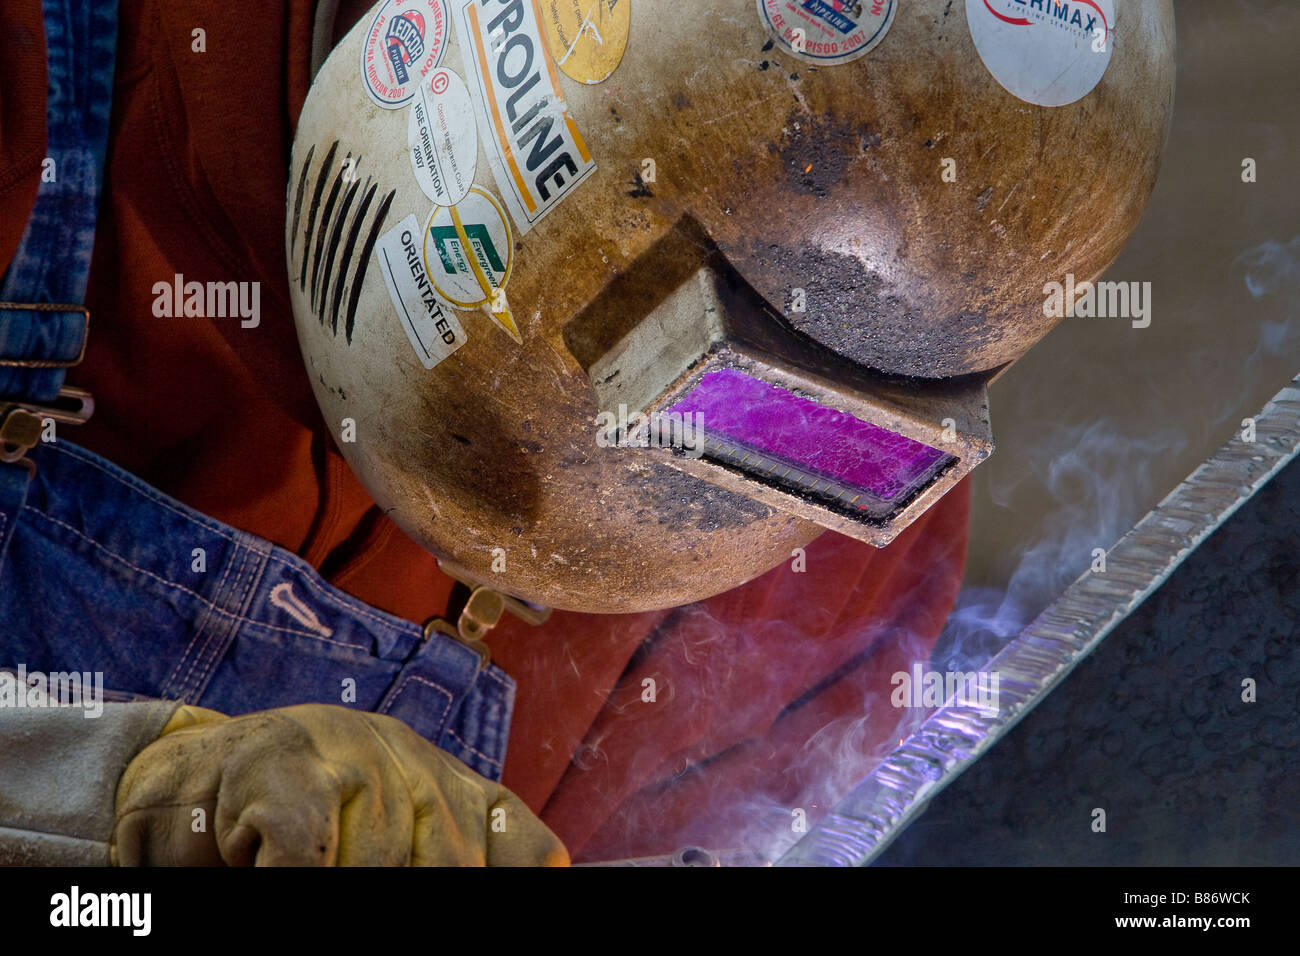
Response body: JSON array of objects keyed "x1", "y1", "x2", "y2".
[
  {"x1": 218, "y1": 821, "x2": 262, "y2": 867},
  {"x1": 484, "y1": 790, "x2": 570, "y2": 867},
  {"x1": 335, "y1": 767, "x2": 413, "y2": 866},
  {"x1": 214, "y1": 730, "x2": 346, "y2": 867},
  {"x1": 364, "y1": 712, "x2": 565, "y2": 866},
  {"x1": 370, "y1": 718, "x2": 488, "y2": 866},
  {"x1": 410, "y1": 799, "x2": 485, "y2": 866},
  {"x1": 114, "y1": 798, "x2": 225, "y2": 867},
  {"x1": 114, "y1": 730, "x2": 227, "y2": 867},
  {"x1": 217, "y1": 804, "x2": 337, "y2": 866}
]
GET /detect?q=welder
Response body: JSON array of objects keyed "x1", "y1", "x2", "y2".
[{"x1": 0, "y1": 0, "x2": 1174, "y2": 865}]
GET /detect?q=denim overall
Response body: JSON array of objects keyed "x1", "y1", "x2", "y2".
[{"x1": 0, "y1": 0, "x2": 514, "y2": 782}]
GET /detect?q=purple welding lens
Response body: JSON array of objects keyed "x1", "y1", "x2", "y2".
[{"x1": 666, "y1": 368, "x2": 954, "y2": 515}]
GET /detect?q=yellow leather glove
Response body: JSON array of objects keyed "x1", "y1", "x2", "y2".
[{"x1": 111, "y1": 703, "x2": 568, "y2": 867}]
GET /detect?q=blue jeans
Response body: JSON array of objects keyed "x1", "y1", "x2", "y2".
[
  {"x1": 0, "y1": 441, "x2": 515, "y2": 780},
  {"x1": 0, "y1": 0, "x2": 515, "y2": 782}
]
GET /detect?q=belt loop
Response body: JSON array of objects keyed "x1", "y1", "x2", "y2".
[
  {"x1": 377, "y1": 631, "x2": 482, "y2": 742},
  {"x1": 423, "y1": 585, "x2": 506, "y2": 670}
]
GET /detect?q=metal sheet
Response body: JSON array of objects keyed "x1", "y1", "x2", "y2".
[{"x1": 776, "y1": 374, "x2": 1300, "y2": 867}]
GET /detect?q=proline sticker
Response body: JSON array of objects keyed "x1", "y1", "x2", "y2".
[{"x1": 455, "y1": 0, "x2": 597, "y2": 233}]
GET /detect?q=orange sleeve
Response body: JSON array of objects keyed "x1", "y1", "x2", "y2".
[
  {"x1": 539, "y1": 478, "x2": 972, "y2": 862},
  {"x1": 0, "y1": 0, "x2": 47, "y2": 276}
]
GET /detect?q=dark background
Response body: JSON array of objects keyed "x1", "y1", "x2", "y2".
[{"x1": 880, "y1": 452, "x2": 1299, "y2": 865}]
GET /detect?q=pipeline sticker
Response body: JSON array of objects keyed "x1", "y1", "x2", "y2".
[
  {"x1": 361, "y1": 0, "x2": 451, "y2": 109},
  {"x1": 408, "y1": 68, "x2": 478, "y2": 205},
  {"x1": 455, "y1": 0, "x2": 597, "y2": 234},
  {"x1": 375, "y1": 213, "x2": 468, "y2": 369},
  {"x1": 423, "y1": 187, "x2": 521, "y2": 342},
  {"x1": 757, "y1": 0, "x2": 897, "y2": 66},
  {"x1": 541, "y1": 0, "x2": 632, "y2": 85},
  {"x1": 966, "y1": 0, "x2": 1114, "y2": 107}
]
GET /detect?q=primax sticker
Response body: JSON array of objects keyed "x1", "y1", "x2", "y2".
[
  {"x1": 966, "y1": 0, "x2": 1115, "y2": 107},
  {"x1": 375, "y1": 213, "x2": 468, "y2": 369},
  {"x1": 455, "y1": 0, "x2": 597, "y2": 234}
]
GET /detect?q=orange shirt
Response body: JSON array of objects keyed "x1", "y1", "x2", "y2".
[{"x1": 2, "y1": 0, "x2": 969, "y2": 860}]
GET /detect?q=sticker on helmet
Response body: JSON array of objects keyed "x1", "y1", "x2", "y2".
[
  {"x1": 361, "y1": 0, "x2": 451, "y2": 109},
  {"x1": 423, "y1": 187, "x2": 521, "y2": 342},
  {"x1": 375, "y1": 213, "x2": 469, "y2": 369},
  {"x1": 965, "y1": 0, "x2": 1114, "y2": 107},
  {"x1": 455, "y1": 0, "x2": 597, "y2": 234},
  {"x1": 541, "y1": 0, "x2": 632, "y2": 85},
  {"x1": 756, "y1": 0, "x2": 897, "y2": 66},
  {"x1": 408, "y1": 68, "x2": 478, "y2": 206}
]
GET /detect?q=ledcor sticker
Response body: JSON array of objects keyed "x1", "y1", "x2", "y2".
[
  {"x1": 408, "y1": 68, "x2": 478, "y2": 206},
  {"x1": 361, "y1": 0, "x2": 450, "y2": 109},
  {"x1": 966, "y1": 0, "x2": 1114, "y2": 107},
  {"x1": 756, "y1": 0, "x2": 897, "y2": 66}
]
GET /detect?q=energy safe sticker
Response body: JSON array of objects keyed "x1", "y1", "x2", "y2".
[
  {"x1": 361, "y1": 0, "x2": 451, "y2": 109},
  {"x1": 423, "y1": 187, "x2": 521, "y2": 342},
  {"x1": 966, "y1": 0, "x2": 1114, "y2": 107},
  {"x1": 409, "y1": 67, "x2": 478, "y2": 205},
  {"x1": 757, "y1": 0, "x2": 897, "y2": 66},
  {"x1": 541, "y1": 0, "x2": 632, "y2": 85},
  {"x1": 376, "y1": 213, "x2": 468, "y2": 369},
  {"x1": 455, "y1": 0, "x2": 597, "y2": 234}
]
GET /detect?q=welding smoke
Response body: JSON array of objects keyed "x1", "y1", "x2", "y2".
[{"x1": 581, "y1": 236, "x2": 1299, "y2": 864}]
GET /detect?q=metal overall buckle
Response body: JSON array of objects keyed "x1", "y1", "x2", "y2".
[
  {"x1": 0, "y1": 302, "x2": 91, "y2": 369},
  {"x1": 0, "y1": 303, "x2": 94, "y2": 473},
  {"x1": 0, "y1": 388, "x2": 95, "y2": 470},
  {"x1": 423, "y1": 567, "x2": 553, "y2": 669}
]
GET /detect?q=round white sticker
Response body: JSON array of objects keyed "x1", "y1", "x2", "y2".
[
  {"x1": 408, "y1": 68, "x2": 478, "y2": 206},
  {"x1": 756, "y1": 0, "x2": 897, "y2": 66},
  {"x1": 966, "y1": 0, "x2": 1115, "y2": 107},
  {"x1": 422, "y1": 187, "x2": 514, "y2": 310},
  {"x1": 360, "y1": 0, "x2": 450, "y2": 109}
]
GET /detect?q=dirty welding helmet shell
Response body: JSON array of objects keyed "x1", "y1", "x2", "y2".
[{"x1": 287, "y1": 0, "x2": 1176, "y2": 613}]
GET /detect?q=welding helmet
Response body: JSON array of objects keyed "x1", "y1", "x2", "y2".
[{"x1": 287, "y1": 0, "x2": 1176, "y2": 613}]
